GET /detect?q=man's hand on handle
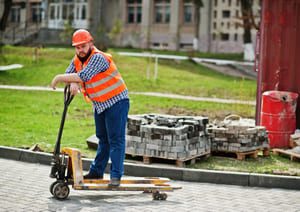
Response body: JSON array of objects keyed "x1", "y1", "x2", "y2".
[
  {"x1": 70, "y1": 83, "x2": 80, "y2": 96},
  {"x1": 51, "y1": 73, "x2": 83, "y2": 92}
]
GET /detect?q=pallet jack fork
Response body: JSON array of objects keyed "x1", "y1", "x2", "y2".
[{"x1": 49, "y1": 85, "x2": 181, "y2": 200}]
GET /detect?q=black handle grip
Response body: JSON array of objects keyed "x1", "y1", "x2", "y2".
[{"x1": 53, "y1": 85, "x2": 74, "y2": 156}]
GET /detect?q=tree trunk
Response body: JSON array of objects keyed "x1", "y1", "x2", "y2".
[
  {"x1": 241, "y1": 0, "x2": 255, "y2": 61},
  {"x1": 0, "y1": 0, "x2": 12, "y2": 45},
  {"x1": 193, "y1": 0, "x2": 203, "y2": 51},
  {"x1": 0, "y1": 0, "x2": 12, "y2": 31}
]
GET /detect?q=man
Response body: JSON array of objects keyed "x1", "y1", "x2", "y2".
[{"x1": 51, "y1": 29, "x2": 129, "y2": 187}]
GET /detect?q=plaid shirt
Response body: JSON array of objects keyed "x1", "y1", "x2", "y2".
[{"x1": 66, "y1": 53, "x2": 129, "y2": 114}]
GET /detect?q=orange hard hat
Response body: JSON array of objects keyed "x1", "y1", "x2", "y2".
[{"x1": 72, "y1": 29, "x2": 93, "y2": 46}]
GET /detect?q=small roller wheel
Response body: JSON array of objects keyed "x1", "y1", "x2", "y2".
[
  {"x1": 161, "y1": 192, "x2": 168, "y2": 200},
  {"x1": 53, "y1": 182, "x2": 70, "y2": 200},
  {"x1": 152, "y1": 191, "x2": 167, "y2": 201},
  {"x1": 50, "y1": 181, "x2": 59, "y2": 195},
  {"x1": 152, "y1": 191, "x2": 160, "y2": 200}
]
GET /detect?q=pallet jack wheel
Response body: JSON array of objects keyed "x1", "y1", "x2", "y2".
[
  {"x1": 52, "y1": 182, "x2": 70, "y2": 200},
  {"x1": 161, "y1": 193, "x2": 168, "y2": 200},
  {"x1": 152, "y1": 191, "x2": 168, "y2": 201},
  {"x1": 50, "y1": 181, "x2": 59, "y2": 195}
]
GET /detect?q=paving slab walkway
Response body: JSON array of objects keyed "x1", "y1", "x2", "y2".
[{"x1": 1, "y1": 158, "x2": 300, "y2": 211}]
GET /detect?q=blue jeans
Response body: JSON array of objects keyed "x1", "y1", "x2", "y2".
[{"x1": 89, "y1": 99, "x2": 129, "y2": 179}]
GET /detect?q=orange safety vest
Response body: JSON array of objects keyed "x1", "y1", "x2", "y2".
[{"x1": 73, "y1": 47, "x2": 127, "y2": 102}]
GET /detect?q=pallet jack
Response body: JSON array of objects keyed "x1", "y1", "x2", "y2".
[{"x1": 49, "y1": 85, "x2": 181, "y2": 200}]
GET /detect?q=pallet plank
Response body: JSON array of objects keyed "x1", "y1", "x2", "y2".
[
  {"x1": 273, "y1": 148, "x2": 300, "y2": 161},
  {"x1": 127, "y1": 152, "x2": 210, "y2": 167}
]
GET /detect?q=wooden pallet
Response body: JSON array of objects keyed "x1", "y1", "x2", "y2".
[
  {"x1": 257, "y1": 147, "x2": 270, "y2": 157},
  {"x1": 272, "y1": 148, "x2": 300, "y2": 161},
  {"x1": 212, "y1": 150, "x2": 258, "y2": 160},
  {"x1": 212, "y1": 148, "x2": 269, "y2": 160},
  {"x1": 235, "y1": 150, "x2": 258, "y2": 160},
  {"x1": 126, "y1": 152, "x2": 210, "y2": 168}
]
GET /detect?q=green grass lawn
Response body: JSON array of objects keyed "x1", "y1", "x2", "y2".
[
  {"x1": 0, "y1": 89, "x2": 254, "y2": 153},
  {"x1": 0, "y1": 45, "x2": 256, "y2": 100},
  {"x1": 1, "y1": 45, "x2": 299, "y2": 176},
  {"x1": 189, "y1": 154, "x2": 300, "y2": 176},
  {"x1": 1, "y1": 89, "x2": 299, "y2": 176}
]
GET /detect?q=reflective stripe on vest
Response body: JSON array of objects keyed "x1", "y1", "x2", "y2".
[
  {"x1": 88, "y1": 78, "x2": 125, "y2": 99},
  {"x1": 73, "y1": 47, "x2": 126, "y2": 102},
  {"x1": 85, "y1": 70, "x2": 119, "y2": 89}
]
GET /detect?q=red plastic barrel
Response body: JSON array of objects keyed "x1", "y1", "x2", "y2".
[{"x1": 260, "y1": 91, "x2": 298, "y2": 148}]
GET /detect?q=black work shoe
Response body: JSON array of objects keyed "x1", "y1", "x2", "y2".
[
  {"x1": 108, "y1": 178, "x2": 120, "y2": 187},
  {"x1": 83, "y1": 172, "x2": 103, "y2": 179}
]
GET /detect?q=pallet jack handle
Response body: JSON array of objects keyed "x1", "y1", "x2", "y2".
[
  {"x1": 50, "y1": 85, "x2": 74, "y2": 178},
  {"x1": 53, "y1": 84, "x2": 74, "y2": 156}
]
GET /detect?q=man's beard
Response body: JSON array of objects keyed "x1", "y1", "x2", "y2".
[{"x1": 77, "y1": 47, "x2": 92, "y2": 63}]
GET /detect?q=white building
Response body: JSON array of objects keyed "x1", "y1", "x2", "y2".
[{"x1": 3, "y1": 0, "x2": 260, "y2": 53}]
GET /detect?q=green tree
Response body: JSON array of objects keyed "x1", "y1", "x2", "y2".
[
  {"x1": 0, "y1": 0, "x2": 12, "y2": 45},
  {"x1": 108, "y1": 19, "x2": 123, "y2": 47},
  {"x1": 240, "y1": 0, "x2": 260, "y2": 61},
  {"x1": 59, "y1": 21, "x2": 74, "y2": 44},
  {"x1": 240, "y1": 0, "x2": 259, "y2": 43}
]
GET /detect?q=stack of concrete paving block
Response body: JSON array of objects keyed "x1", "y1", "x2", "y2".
[
  {"x1": 207, "y1": 116, "x2": 269, "y2": 153},
  {"x1": 126, "y1": 114, "x2": 211, "y2": 161}
]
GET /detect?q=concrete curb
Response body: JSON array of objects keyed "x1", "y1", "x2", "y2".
[{"x1": 1, "y1": 145, "x2": 300, "y2": 190}]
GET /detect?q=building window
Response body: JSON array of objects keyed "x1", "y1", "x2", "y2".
[
  {"x1": 31, "y1": 3, "x2": 42, "y2": 23},
  {"x1": 184, "y1": 0, "x2": 193, "y2": 23},
  {"x1": 154, "y1": 0, "x2": 170, "y2": 23},
  {"x1": 236, "y1": 10, "x2": 239, "y2": 17},
  {"x1": 214, "y1": 0, "x2": 218, "y2": 6},
  {"x1": 50, "y1": 4, "x2": 59, "y2": 20},
  {"x1": 236, "y1": 0, "x2": 240, "y2": 6},
  {"x1": 228, "y1": 0, "x2": 231, "y2": 6},
  {"x1": 49, "y1": 0, "x2": 87, "y2": 21},
  {"x1": 180, "y1": 43, "x2": 193, "y2": 49},
  {"x1": 213, "y1": 22, "x2": 217, "y2": 29},
  {"x1": 222, "y1": 10, "x2": 230, "y2": 18},
  {"x1": 152, "y1": 42, "x2": 168, "y2": 49},
  {"x1": 82, "y1": 5, "x2": 86, "y2": 19},
  {"x1": 227, "y1": 22, "x2": 230, "y2": 29},
  {"x1": 234, "y1": 33, "x2": 238, "y2": 41},
  {"x1": 10, "y1": 6, "x2": 21, "y2": 23},
  {"x1": 127, "y1": 0, "x2": 142, "y2": 24},
  {"x1": 212, "y1": 33, "x2": 216, "y2": 40},
  {"x1": 214, "y1": 10, "x2": 217, "y2": 18},
  {"x1": 75, "y1": 3, "x2": 86, "y2": 20},
  {"x1": 62, "y1": 3, "x2": 74, "y2": 20},
  {"x1": 221, "y1": 33, "x2": 229, "y2": 41}
]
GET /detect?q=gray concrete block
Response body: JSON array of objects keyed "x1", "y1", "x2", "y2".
[
  {"x1": 0, "y1": 146, "x2": 52, "y2": 165},
  {"x1": 249, "y1": 174, "x2": 300, "y2": 190},
  {"x1": 123, "y1": 163, "x2": 163, "y2": 178},
  {"x1": 182, "y1": 169, "x2": 249, "y2": 186}
]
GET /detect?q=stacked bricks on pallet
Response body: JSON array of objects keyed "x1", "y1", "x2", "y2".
[
  {"x1": 126, "y1": 114, "x2": 211, "y2": 162},
  {"x1": 207, "y1": 116, "x2": 269, "y2": 155}
]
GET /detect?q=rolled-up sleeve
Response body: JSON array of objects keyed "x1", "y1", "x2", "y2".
[{"x1": 78, "y1": 54, "x2": 110, "y2": 82}]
